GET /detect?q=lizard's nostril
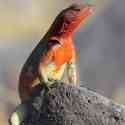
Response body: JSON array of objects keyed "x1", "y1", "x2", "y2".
[
  {"x1": 87, "y1": 5, "x2": 95, "y2": 14},
  {"x1": 89, "y1": 6, "x2": 95, "y2": 14}
]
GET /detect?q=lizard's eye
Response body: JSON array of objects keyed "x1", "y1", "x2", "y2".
[
  {"x1": 66, "y1": 20, "x2": 71, "y2": 25},
  {"x1": 73, "y1": 8, "x2": 80, "y2": 11}
]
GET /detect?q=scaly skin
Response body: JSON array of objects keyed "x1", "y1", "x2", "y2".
[{"x1": 9, "y1": 3, "x2": 95, "y2": 125}]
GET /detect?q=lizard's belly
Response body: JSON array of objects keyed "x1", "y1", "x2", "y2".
[
  {"x1": 45, "y1": 62, "x2": 66, "y2": 80},
  {"x1": 32, "y1": 62, "x2": 66, "y2": 86}
]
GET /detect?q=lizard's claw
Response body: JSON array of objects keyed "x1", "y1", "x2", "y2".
[
  {"x1": 42, "y1": 79, "x2": 58, "y2": 94},
  {"x1": 41, "y1": 81, "x2": 50, "y2": 92},
  {"x1": 48, "y1": 79, "x2": 58, "y2": 88}
]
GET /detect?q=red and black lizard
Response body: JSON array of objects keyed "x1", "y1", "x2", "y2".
[{"x1": 10, "y1": 3, "x2": 95, "y2": 125}]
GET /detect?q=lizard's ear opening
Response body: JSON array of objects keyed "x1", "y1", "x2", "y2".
[{"x1": 47, "y1": 40, "x2": 61, "y2": 48}]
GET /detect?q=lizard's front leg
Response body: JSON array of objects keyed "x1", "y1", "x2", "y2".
[
  {"x1": 38, "y1": 61, "x2": 57, "y2": 90},
  {"x1": 67, "y1": 57, "x2": 78, "y2": 86}
]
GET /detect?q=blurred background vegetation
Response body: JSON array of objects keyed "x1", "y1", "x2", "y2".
[{"x1": 1, "y1": 0, "x2": 125, "y2": 124}]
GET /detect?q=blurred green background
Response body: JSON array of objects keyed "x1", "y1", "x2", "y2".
[{"x1": 1, "y1": 0, "x2": 125, "y2": 124}]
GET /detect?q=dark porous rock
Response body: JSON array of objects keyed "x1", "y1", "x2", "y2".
[{"x1": 21, "y1": 81, "x2": 125, "y2": 125}]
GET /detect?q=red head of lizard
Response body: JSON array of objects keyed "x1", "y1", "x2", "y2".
[{"x1": 49, "y1": 3, "x2": 95, "y2": 37}]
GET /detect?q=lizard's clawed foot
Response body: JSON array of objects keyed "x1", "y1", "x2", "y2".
[{"x1": 42, "y1": 80, "x2": 58, "y2": 95}]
